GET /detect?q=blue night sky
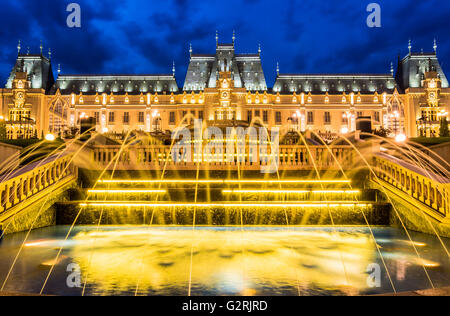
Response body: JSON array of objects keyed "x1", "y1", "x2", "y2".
[{"x1": 0, "y1": 0, "x2": 448, "y2": 87}]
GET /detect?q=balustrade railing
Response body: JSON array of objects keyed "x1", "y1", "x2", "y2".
[
  {"x1": 89, "y1": 144, "x2": 356, "y2": 171},
  {"x1": 372, "y1": 153, "x2": 450, "y2": 218},
  {"x1": 0, "y1": 154, "x2": 77, "y2": 215}
]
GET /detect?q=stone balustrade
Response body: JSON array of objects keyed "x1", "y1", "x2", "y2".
[
  {"x1": 90, "y1": 144, "x2": 355, "y2": 170},
  {"x1": 0, "y1": 154, "x2": 77, "y2": 215},
  {"x1": 372, "y1": 153, "x2": 450, "y2": 218}
]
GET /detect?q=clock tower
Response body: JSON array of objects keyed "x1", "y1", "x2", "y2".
[
  {"x1": 7, "y1": 72, "x2": 35, "y2": 139},
  {"x1": 214, "y1": 71, "x2": 236, "y2": 121},
  {"x1": 417, "y1": 60, "x2": 446, "y2": 137}
]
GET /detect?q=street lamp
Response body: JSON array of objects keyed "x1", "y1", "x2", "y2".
[
  {"x1": 395, "y1": 133, "x2": 407, "y2": 142},
  {"x1": 45, "y1": 133, "x2": 56, "y2": 141}
]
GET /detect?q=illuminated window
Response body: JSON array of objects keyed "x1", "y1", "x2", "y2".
[
  {"x1": 169, "y1": 112, "x2": 175, "y2": 124},
  {"x1": 342, "y1": 112, "x2": 348, "y2": 124},
  {"x1": 138, "y1": 112, "x2": 144, "y2": 123},
  {"x1": 374, "y1": 112, "x2": 380, "y2": 122},
  {"x1": 275, "y1": 112, "x2": 282, "y2": 125},
  {"x1": 324, "y1": 112, "x2": 331, "y2": 124},
  {"x1": 123, "y1": 112, "x2": 129, "y2": 124},
  {"x1": 307, "y1": 112, "x2": 314, "y2": 124},
  {"x1": 108, "y1": 112, "x2": 115, "y2": 123}
]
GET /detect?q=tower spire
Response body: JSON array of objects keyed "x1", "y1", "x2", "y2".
[
  {"x1": 48, "y1": 47, "x2": 51, "y2": 60},
  {"x1": 17, "y1": 40, "x2": 21, "y2": 55},
  {"x1": 216, "y1": 30, "x2": 219, "y2": 47},
  {"x1": 172, "y1": 61, "x2": 176, "y2": 77},
  {"x1": 276, "y1": 62, "x2": 280, "y2": 76},
  {"x1": 40, "y1": 40, "x2": 43, "y2": 55},
  {"x1": 232, "y1": 30, "x2": 236, "y2": 46},
  {"x1": 189, "y1": 43, "x2": 192, "y2": 57},
  {"x1": 390, "y1": 62, "x2": 394, "y2": 76},
  {"x1": 408, "y1": 39, "x2": 412, "y2": 54},
  {"x1": 258, "y1": 44, "x2": 261, "y2": 55},
  {"x1": 433, "y1": 38, "x2": 437, "y2": 53},
  {"x1": 57, "y1": 64, "x2": 61, "y2": 75}
]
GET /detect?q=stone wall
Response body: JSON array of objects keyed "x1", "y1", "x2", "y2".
[
  {"x1": 56, "y1": 203, "x2": 391, "y2": 226},
  {"x1": 2, "y1": 182, "x2": 76, "y2": 235},
  {"x1": 388, "y1": 193, "x2": 450, "y2": 238},
  {"x1": 370, "y1": 182, "x2": 450, "y2": 238}
]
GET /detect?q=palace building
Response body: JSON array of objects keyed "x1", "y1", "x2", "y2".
[{"x1": 0, "y1": 37, "x2": 449, "y2": 140}]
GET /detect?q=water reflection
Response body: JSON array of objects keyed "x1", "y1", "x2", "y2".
[{"x1": 0, "y1": 226, "x2": 448, "y2": 296}]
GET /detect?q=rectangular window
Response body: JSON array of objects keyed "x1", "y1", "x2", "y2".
[
  {"x1": 357, "y1": 111, "x2": 363, "y2": 118},
  {"x1": 190, "y1": 110, "x2": 196, "y2": 124},
  {"x1": 324, "y1": 112, "x2": 331, "y2": 124},
  {"x1": 263, "y1": 111, "x2": 268, "y2": 123},
  {"x1": 342, "y1": 112, "x2": 348, "y2": 124},
  {"x1": 374, "y1": 112, "x2": 380, "y2": 123},
  {"x1": 255, "y1": 110, "x2": 260, "y2": 118},
  {"x1": 307, "y1": 112, "x2": 314, "y2": 124},
  {"x1": 94, "y1": 112, "x2": 100, "y2": 124},
  {"x1": 169, "y1": 112, "x2": 175, "y2": 124},
  {"x1": 138, "y1": 112, "x2": 144, "y2": 123},
  {"x1": 247, "y1": 110, "x2": 252, "y2": 123},
  {"x1": 198, "y1": 111, "x2": 204, "y2": 121},
  {"x1": 108, "y1": 112, "x2": 115, "y2": 123},
  {"x1": 123, "y1": 112, "x2": 129, "y2": 124},
  {"x1": 275, "y1": 112, "x2": 282, "y2": 125}
]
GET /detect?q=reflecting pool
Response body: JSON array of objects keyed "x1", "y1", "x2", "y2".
[{"x1": 0, "y1": 226, "x2": 449, "y2": 296}]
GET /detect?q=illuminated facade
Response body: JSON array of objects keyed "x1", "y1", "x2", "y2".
[{"x1": 0, "y1": 39, "x2": 449, "y2": 140}]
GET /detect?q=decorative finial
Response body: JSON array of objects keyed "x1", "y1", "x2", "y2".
[
  {"x1": 48, "y1": 47, "x2": 52, "y2": 59},
  {"x1": 408, "y1": 39, "x2": 412, "y2": 54},
  {"x1": 26, "y1": 47, "x2": 30, "y2": 55},
  {"x1": 40, "y1": 40, "x2": 43, "y2": 54},
  {"x1": 172, "y1": 61, "x2": 176, "y2": 77},
  {"x1": 258, "y1": 44, "x2": 261, "y2": 55},
  {"x1": 232, "y1": 30, "x2": 236, "y2": 45},
  {"x1": 17, "y1": 40, "x2": 21, "y2": 55},
  {"x1": 189, "y1": 43, "x2": 192, "y2": 57},
  {"x1": 216, "y1": 30, "x2": 219, "y2": 46},
  {"x1": 276, "y1": 62, "x2": 280, "y2": 76},
  {"x1": 390, "y1": 62, "x2": 394, "y2": 76},
  {"x1": 58, "y1": 64, "x2": 61, "y2": 75},
  {"x1": 433, "y1": 38, "x2": 437, "y2": 53}
]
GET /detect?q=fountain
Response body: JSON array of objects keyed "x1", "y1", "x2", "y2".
[{"x1": 0, "y1": 118, "x2": 448, "y2": 296}]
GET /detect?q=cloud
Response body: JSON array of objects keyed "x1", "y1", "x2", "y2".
[{"x1": 0, "y1": 0, "x2": 449, "y2": 87}]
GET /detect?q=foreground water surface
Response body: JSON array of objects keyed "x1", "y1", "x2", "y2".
[{"x1": 0, "y1": 226, "x2": 449, "y2": 296}]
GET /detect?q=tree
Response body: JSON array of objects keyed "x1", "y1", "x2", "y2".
[
  {"x1": 374, "y1": 128, "x2": 391, "y2": 138},
  {"x1": 439, "y1": 118, "x2": 449, "y2": 137},
  {"x1": 0, "y1": 120, "x2": 6, "y2": 140}
]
